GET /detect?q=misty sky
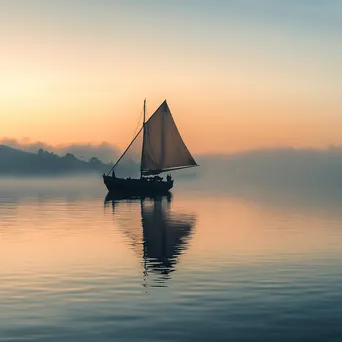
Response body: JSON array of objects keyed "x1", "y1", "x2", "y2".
[{"x1": 1, "y1": 0, "x2": 341, "y2": 154}]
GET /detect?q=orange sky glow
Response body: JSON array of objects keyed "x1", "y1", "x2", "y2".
[{"x1": 1, "y1": 1, "x2": 341, "y2": 155}]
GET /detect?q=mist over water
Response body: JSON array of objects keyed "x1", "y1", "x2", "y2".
[{"x1": 1, "y1": 173, "x2": 342, "y2": 341}]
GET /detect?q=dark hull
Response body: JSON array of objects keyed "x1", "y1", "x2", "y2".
[{"x1": 103, "y1": 175, "x2": 173, "y2": 196}]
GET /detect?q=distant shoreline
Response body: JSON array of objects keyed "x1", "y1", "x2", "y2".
[{"x1": 0, "y1": 144, "x2": 113, "y2": 176}]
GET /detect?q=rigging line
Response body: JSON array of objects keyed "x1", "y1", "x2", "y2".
[
  {"x1": 106, "y1": 126, "x2": 143, "y2": 175},
  {"x1": 106, "y1": 102, "x2": 145, "y2": 176}
]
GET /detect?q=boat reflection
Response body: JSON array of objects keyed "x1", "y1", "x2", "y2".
[{"x1": 105, "y1": 192, "x2": 196, "y2": 286}]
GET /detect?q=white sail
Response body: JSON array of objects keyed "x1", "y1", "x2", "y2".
[{"x1": 141, "y1": 101, "x2": 197, "y2": 175}]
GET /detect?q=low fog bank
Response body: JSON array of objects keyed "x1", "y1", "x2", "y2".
[
  {"x1": 197, "y1": 147, "x2": 342, "y2": 192},
  {"x1": 3, "y1": 140, "x2": 342, "y2": 198},
  {"x1": 0, "y1": 175, "x2": 105, "y2": 202},
  {"x1": 2, "y1": 146, "x2": 342, "y2": 216},
  {"x1": 191, "y1": 148, "x2": 342, "y2": 213}
]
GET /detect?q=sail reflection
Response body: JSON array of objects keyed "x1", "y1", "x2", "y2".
[{"x1": 105, "y1": 193, "x2": 196, "y2": 286}]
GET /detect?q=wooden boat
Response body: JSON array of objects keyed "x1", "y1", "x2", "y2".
[{"x1": 103, "y1": 99, "x2": 197, "y2": 195}]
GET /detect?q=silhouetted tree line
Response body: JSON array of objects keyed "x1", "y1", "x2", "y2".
[{"x1": 0, "y1": 145, "x2": 114, "y2": 175}]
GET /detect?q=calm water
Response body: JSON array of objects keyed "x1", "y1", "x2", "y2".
[{"x1": 1, "y1": 176, "x2": 342, "y2": 341}]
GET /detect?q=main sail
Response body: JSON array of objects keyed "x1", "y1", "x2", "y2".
[{"x1": 141, "y1": 100, "x2": 197, "y2": 176}]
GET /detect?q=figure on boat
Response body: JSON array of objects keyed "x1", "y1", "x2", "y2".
[{"x1": 103, "y1": 99, "x2": 197, "y2": 195}]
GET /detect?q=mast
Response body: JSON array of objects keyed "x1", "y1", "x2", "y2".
[{"x1": 140, "y1": 99, "x2": 146, "y2": 178}]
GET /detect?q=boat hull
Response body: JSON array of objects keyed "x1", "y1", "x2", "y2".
[{"x1": 103, "y1": 175, "x2": 173, "y2": 195}]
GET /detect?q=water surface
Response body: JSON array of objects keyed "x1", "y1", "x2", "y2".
[{"x1": 0, "y1": 176, "x2": 342, "y2": 341}]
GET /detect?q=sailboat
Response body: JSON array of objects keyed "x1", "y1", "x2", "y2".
[{"x1": 103, "y1": 99, "x2": 198, "y2": 195}]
